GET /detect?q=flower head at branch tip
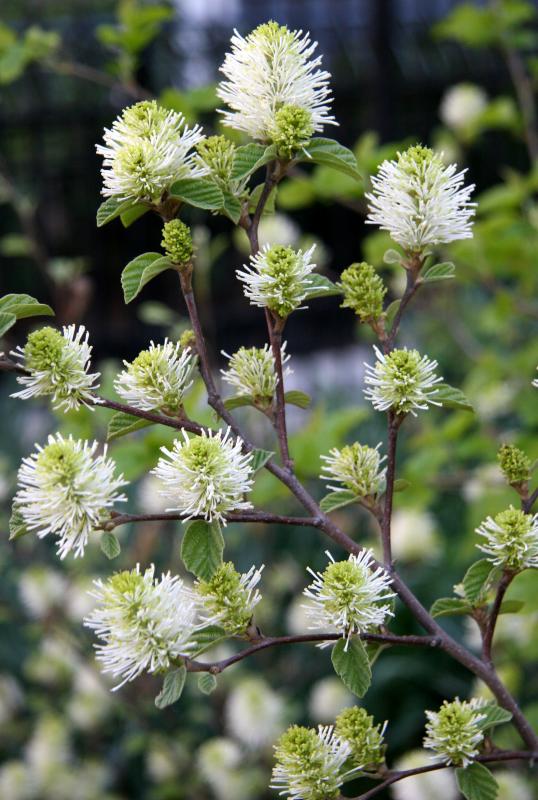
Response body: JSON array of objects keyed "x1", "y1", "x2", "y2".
[
  {"x1": 196, "y1": 561, "x2": 264, "y2": 635},
  {"x1": 11, "y1": 325, "x2": 100, "y2": 412},
  {"x1": 363, "y1": 345, "x2": 443, "y2": 417},
  {"x1": 497, "y1": 443, "x2": 531, "y2": 487},
  {"x1": 320, "y1": 442, "x2": 386, "y2": 498},
  {"x1": 302, "y1": 550, "x2": 394, "y2": 648},
  {"x1": 96, "y1": 100, "x2": 207, "y2": 202},
  {"x1": 221, "y1": 342, "x2": 291, "y2": 406},
  {"x1": 195, "y1": 135, "x2": 236, "y2": 188},
  {"x1": 236, "y1": 243, "x2": 317, "y2": 318},
  {"x1": 476, "y1": 506, "x2": 538, "y2": 571},
  {"x1": 338, "y1": 262, "x2": 386, "y2": 323},
  {"x1": 366, "y1": 145, "x2": 475, "y2": 252},
  {"x1": 14, "y1": 433, "x2": 127, "y2": 559},
  {"x1": 334, "y1": 706, "x2": 387, "y2": 771},
  {"x1": 271, "y1": 724, "x2": 358, "y2": 800},
  {"x1": 84, "y1": 564, "x2": 200, "y2": 689},
  {"x1": 423, "y1": 697, "x2": 488, "y2": 767},
  {"x1": 217, "y1": 21, "x2": 336, "y2": 144},
  {"x1": 114, "y1": 339, "x2": 197, "y2": 414},
  {"x1": 161, "y1": 219, "x2": 193, "y2": 266},
  {"x1": 151, "y1": 428, "x2": 254, "y2": 524}
]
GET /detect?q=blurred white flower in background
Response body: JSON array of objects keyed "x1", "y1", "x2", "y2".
[
  {"x1": 197, "y1": 737, "x2": 261, "y2": 800},
  {"x1": 0, "y1": 761, "x2": 33, "y2": 800},
  {"x1": 439, "y1": 83, "x2": 488, "y2": 132},
  {"x1": 286, "y1": 594, "x2": 312, "y2": 634},
  {"x1": 0, "y1": 674, "x2": 23, "y2": 725},
  {"x1": 19, "y1": 566, "x2": 67, "y2": 619},
  {"x1": 390, "y1": 508, "x2": 441, "y2": 562},
  {"x1": 136, "y1": 473, "x2": 171, "y2": 514},
  {"x1": 462, "y1": 463, "x2": 505, "y2": 502},
  {"x1": 391, "y1": 749, "x2": 458, "y2": 800},
  {"x1": 494, "y1": 769, "x2": 534, "y2": 800},
  {"x1": 25, "y1": 715, "x2": 72, "y2": 788},
  {"x1": 308, "y1": 677, "x2": 354, "y2": 723},
  {"x1": 67, "y1": 667, "x2": 112, "y2": 731},
  {"x1": 225, "y1": 677, "x2": 287, "y2": 749}
]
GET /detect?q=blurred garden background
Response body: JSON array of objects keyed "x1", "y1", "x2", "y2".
[{"x1": 1, "y1": 0, "x2": 538, "y2": 798}]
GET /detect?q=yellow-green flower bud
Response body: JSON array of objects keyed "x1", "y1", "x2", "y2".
[
  {"x1": 196, "y1": 561, "x2": 263, "y2": 635},
  {"x1": 339, "y1": 262, "x2": 386, "y2": 322},
  {"x1": 179, "y1": 329, "x2": 196, "y2": 350},
  {"x1": 161, "y1": 220, "x2": 193, "y2": 266},
  {"x1": 270, "y1": 104, "x2": 314, "y2": 159},
  {"x1": 196, "y1": 135, "x2": 236, "y2": 187},
  {"x1": 497, "y1": 444, "x2": 531, "y2": 487},
  {"x1": 334, "y1": 706, "x2": 386, "y2": 770}
]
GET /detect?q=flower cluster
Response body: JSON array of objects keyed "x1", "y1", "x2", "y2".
[
  {"x1": 366, "y1": 145, "x2": 475, "y2": 252},
  {"x1": 476, "y1": 506, "x2": 538, "y2": 571},
  {"x1": 217, "y1": 22, "x2": 335, "y2": 146},
  {"x1": 85, "y1": 565, "x2": 200, "y2": 688},
  {"x1": 221, "y1": 343, "x2": 291, "y2": 406},
  {"x1": 236, "y1": 243, "x2": 317, "y2": 318},
  {"x1": 321, "y1": 442, "x2": 386, "y2": 498},
  {"x1": 96, "y1": 100, "x2": 206, "y2": 202},
  {"x1": 161, "y1": 219, "x2": 194, "y2": 266},
  {"x1": 114, "y1": 339, "x2": 197, "y2": 414},
  {"x1": 334, "y1": 706, "x2": 387, "y2": 771},
  {"x1": 303, "y1": 550, "x2": 394, "y2": 647},
  {"x1": 12, "y1": 325, "x2": 100, "y2": 411},
  {"x1": 152, "y1": 428, "x2": 254, "y2": 524},
  {"x1": 338, "y1": 262, "x2": 386, "y2": 323},
  {"x1": 364, "y1": 346, "x2": 443, "y2": 416},
  {"x1": 271, "y1": 724, "x2": 355, "y2": 800},
  {"x1": 196, "y1": 135, "x2": 236, "y2": 189},
  {"x1": 14, "y1": 434, "x2": 126, "y2": 559},
  {"x1": 497, "y1": 443, "x2": 531, "y2": 487},
  {"x1": 196, "y1": 561, "x2": 264, "y2": 635},
  {"x1": 423, "y1": 697, "x2": 488, "y2": 766}
]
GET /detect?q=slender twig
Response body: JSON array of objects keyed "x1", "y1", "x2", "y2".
[
  {"x1": 95, "y1": 395, "x2": 207, "y2": 436},
  {"x1": 106, "y1": 510, "x2": 322, "y2": 529},
  {"x1": 265, "y1": 308, "x2": 292, "y2": 469},
  {"x1": 385, "y1": 265, "x2": 421, "y2": 351},
  {"x1": 380, "y1": 412, "x2": 399, "y2": 567},
  {"x1": 522, "y1": 486, "x2": 538, "y2": 514},
  {"x1": 482, "y1": 570, "x2": 514, "y2": 664},
  {"x1": 48, "y1": 60, "x2": 151, "y2": 100}
]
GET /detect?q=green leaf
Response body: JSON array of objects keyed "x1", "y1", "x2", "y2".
[
  {"x1": 435, "y1": 383, "x2": 474, "y2": 412},
  {"x1": 223, "y1": 395, "x2": 254, "y2": 411},
  {"x1": 303, "y1": 274, "x2": 342, "y2": 300},
  {"x1": 456, "y1": 763, "x2": 498, "y2": 800},
  {"x1": 169, "y1": 179, "x2": 224, "y2": 210},
  {"x1": 0, "y1": 294, "x2": 54, "y2": 336},
  {"x1": 121, "y1": 253, "x2": 173, "y2": 304},
  {"x1": 320, "y1": 490, "x2": 358, "y2": 513},
  {"x1": 155, "y1": 666, "x2": 187, "y2": 709},
  {"x1": 107, "y1": 411, "x2": 154, "y2": 442},
  {"x1": 0, "y1": 312, "x2": 16, "y2": 337},
  {"x1": 477, "y1": 703, "x2": 512, "y2": 731},
  {"x1": 422, "y1": 262, "x2": 456, "y2": 283},
  {"x1": 251, "y1": 449, "x2": 274, "y2": 472},
  {"x1": 430, "y1": 597, "x2": 473, "y2": 617},
  {"x1": 248, "y1": 182, "x2": 276, "y2": 214},
  {"x1": 9, "y1": 506, "x2": 29, "y2": 542},
  {"x1": 198, "y1": 673, "x2": 218, "y2": 695},
  {"x1": 190, "y1": 624, "x2": 227, "y2": 656},
  {"x1": 499, "y1": 599, "x2": 525, "y2": 614},
  {"x1": 331, "y1": 637, "x2": 371, "y2": 698},
  {"x1": 383, "y1": 248, "x2": 403, "y2": 265},
  {"x1": 231, "y1": 143, "x2": 276, "y2": 181},
  {"x1": 120, "y1": 203, "x2": 149, "y2": 228},
  {"x1": 302, "y1": 138, "x2": 362, "y2": 181},
  {"x1": 100, "y1": 532, "x2": 121, "y2": 559},
  {"x1": 284, "y1": 390, "x2": 311, "y2": 409},
  {"x1": 96, "y1": 196, "x2": 135, "y2": 227},
  {"x1": 181, "y1": 520, "x2": 224, "y2": 580},
  {"x1": 393, "y1": 478, "x2": 411, "y2": 492},
  {"x1": 220, "y1": 191, "x2": 242, "y2": 224},
  {"x1": 384, "y1": 299, "x2": 401, "y2": 330},
  {"x1": 462, "y1": 559, "x2": 495, "y2": 604}
]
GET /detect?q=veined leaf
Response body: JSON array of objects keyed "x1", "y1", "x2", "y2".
[
  {"x1": 121, "y1": 252, "x2": 173, "y2": 304},
  {"x1": 107, "y1": 411, "x2": 154, "y2": 442},
  {"x1": 301, "y1": 138, "x2": 362, "y2": 181},
  {"x1": 303, "y1": 274, "x2": 341, "y2": 300},
  {"x1": 198, "y1": 673, "x2": 217, "y2": 694},
  {"x1": 100, "y1": 532, "x2": 121, "y2": 559},
  {"x1": 331, "y1": 637, "x2": 371, "y2": 698},
  {"x1": 320, "y1": 489, "x2": 358, "y2": 513},
  {"x1": 155, "y1": 666, "x2": 187, "y2": 709},
  {"x1": 181, "y1": 520, "x2": 224, "y2": 580},
  {"x1": 435, "y1": 383, "x2": 474, "y2": 412},
  {"x1": 231, "y1": 143, "x2": 276, "y2": 181},
  {"x1": 284, "y1": 390, "x2": 311, "y2": 409},
  {"x1": 251, "y1": 449, "x2": 274, "y2": 472},
  {"x1": 430, "y1": 597, "x2": 473, "y2": 617},
  {"x1": 456, "y1": 763, "x2": 498, "y2": 800},
  {"x1": 169, "y1": 179, "x2": 224, "y2": 210},
  {"x1": 96, "y1": 196, "x2": 135, "y2": 227},
  {"x1": 462, "y1": 559, "x2": 495, "y2": 605},
  {"x1": 422, "y1": 262, "x2": 456, "y2": 283}
]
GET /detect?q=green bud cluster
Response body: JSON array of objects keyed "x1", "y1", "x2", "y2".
[
  {"x1": 265, "y1": 245, "x2": 304, "y2": 317},
  {"x1": 398, "y1": 144, "x2": 442, "y2": 177},
  {"x1": 196, "y1": 135, "x2": 236, "y2": 187},
  {"x1": 179, "y1": 329, "x2": 196, "y2": 349},
  {"x1": 24, "y1": 327, "x2": 65, "y2": 371},
  {"x1": 424, "y1": 697, "x2": 486, "y2": 767},
  {"x1": 497, "y1": 444, "x2": 531, "y2": 486},
  {"x1": 161, "y1": 220, "x2": 193, "y2": 265},
  {"x1": 273, "y1": 725, "x2": 343, "y2": 800},
  {"x1": 197, "y1": 562, "x2": 254, "y2": 635},
  {"x1": 339, "y1": 262, "x2": 386, "y2": 322},
  {"x1": 334, "y1": 707, "x2": 386, "y2": 770},
  {"x1": 270, "y1": 104, "x2": 314, "y2": 159}
]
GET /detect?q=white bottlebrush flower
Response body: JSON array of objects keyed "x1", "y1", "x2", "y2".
[
  {"x1": 226, "y1": 677, "x2": 286, "y2": 750},
  {"x1": 196, "y1": 561, "x2": 264, "y2": 634},
  {"x1": 366, "y1": 145, "x2": 475, "y2": 252},
  {"x1": 439, "y1": 84, "x2": 487, "y2": 132},
  {"x1": 11, "y1": 325, "x2": 100, "y2": 412},
  {"x1": 84, "y1": 564, "x2": 200, "y2": 689},
  {"x1": 96, "y1": 100, "x2": 206, "y2": 201},
  {"x1": 236, "y1": 243, "x2": 317, "y2": 318},
  {"x1": 321, "y1": 442, "x2": 386, "y2": 497},
  {"x1": 308, "y1": 677, "x2": 354, "y2": 723},
  {"x1": 271, "y1": 724, "x2": 356, "y2": 800},
  {"x1": 152, "y1": 428, "x2": 254, "y2": 524},
  {"x1": 221, "y1": 343, "x2": 291, "y2": 404},
  {"x1": 18, "y1": 566, "x2": 67, "y2": 619},
  {"x1": 391, "y1": 508, "x2": 441, "y2": 563},
  {"x1": 476, "y1": 506, "x2": 538, "y2": 571},
  {"x1": 217, "y1": 22, "x2": 336, "y2": 144},
  {"x1": 302, "y1": 550, "x2": 394, "y2": 648},
  {"x1": 14, "y1": 434, "x2": 127, "y2": 559},
  {"x1": 423, "y1": 697, "x2": 488, "y2": 767},
  {"x1": 364, "y1": 345, "x2": 443, "y2": 416},
  {"x1": 114, "y1": 340, "x2": 197, "y2": 413}
]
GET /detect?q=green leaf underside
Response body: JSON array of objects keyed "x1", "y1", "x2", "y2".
[
  {"x1": 320, "y1": 489, "x2": 358, "y2": 513},
  {"x1": 393, "y1": 478, "x2": 411, "y2": 492},
  {"x1": 331, "y1": 637, "x2": 372, "y2": 698},
  {"x1": 422, "y1": 262, "x2": 456, "y2": 283},
  {"x1": 107, "y1": 411, "x2": 154, "y2": 442},
  {"x1": 169, "y1": 179, "x2": 224, "y2": 210},
  {"x1": 477, "y1": 703, "x2": 512, "y2": 731},
  {"x1": 155, "y1": 666, "x2": 187, "y2": 709},
  {"x1": 284, "y1": 390, "x2": 311, "y2": 409},
  {"x1": 0, "y1": 312, "x2": 16, "y2": 337},
  {"x1": 190, "y1": 625, "x2": 227, "y2": 657},
  {"x1": 100, "y1": 532, "x2": 121, "y2": 559},
  {"x1": 96, "y1": 196, "x2": 135, "y2": 227},
  {"x1": 9, "y1": 506, "x2": 29, "y2": 541},
  {"x1": 463, "y1": 559, "x2": 496, "y2": 604},
  {"x1": 302, "y1": 138, "x2": 362, "y2": 181},
  {"x1": 198, "y1": 673, "x2": 218, "y2": 694},
  {"x1": 384, "y1": 299, "x2": 401, "y2": 330},
  {"x1": 231, "y1": 143, "x2": 276, "y2": 181},
  {"x1": 251, "y1": 449, "x2": 274, "y2": 472},
  {"x1": 384, "y1": 249, "x2": 403, "y2": 265},
  {"x1": 0, "y1": 294, "x2": 54, "y2": 336},
  {"x1": 181, "y1": 520, "x2": 224, "y2": 580},
  {"x1": 499, "y1": 599, "x2": 525, "y2": 614},
  {"x1": 456, "y1": 762, "x2": 498, "y2": 800},
  {"x1": 435, "y1": 383, "x2": 474, "y2": 412},
  {"x1": 304, "y1": 274, "x2": 342, "y2": 300},
  {"x1": 120, "y1": 203, "x2": 149, "y2": 228},
  {"x1": 223, "y1": 395, "x2": 254, "y2": 411},
  {"x1": 430, "y1": 597, "x2": 473, "y2": 617},
  {"x1": 121, "y1": 252, "x2": 173, "y2": 304},
  {"x1": 220, "y1": 191, "x2": 242, "y2": 224}
]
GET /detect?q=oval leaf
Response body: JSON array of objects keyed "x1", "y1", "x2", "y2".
[
  {"x1": 190, "y1": 624, "x2": 227, "y2": 657},
  {"x1": 155, "y1": 666, "x2": 187, "y2": 709},
  {"x1": 320, "y1": 489, "x2": 358, "y2": 513},
  {"x1": 9, "y1": 506, "x2": 29, "y2": 542},
  {"x1": 383, "y1": 248, "x2": 403, "y2": 265},
  {"x1": 223, "y1": 395, "x2": 254, "y2": 411},
  {"x1": 384, "y1": 299, "x2": 401, "y2": 330},
  {"x1": 284, "y1": 390, "x2": 311, "y2": 409},
  {"x1": 456, "y1": 763, "x2": 498, "y2": 800},
  {"x1": 100, "y1": 532, "x2": 121, "y2": 559},
  {"x1": 477, "y1": 702, "x2": 512, "y2": 731},
  {"x1": 231, "y1": 143, "x2": 276, "y2": 181},
  {"x1": 304, "y1": 274, "x2": 342, "y2": 300},
  {"x1": 169, "y1": 179, "x2": 224, "y2": 210},
  {"x1": 430, "y1": 597, "x2": 473, "y2": 617},
  {"x1": 96, "y1": 196, "x2": 135, "y2": 227},
  {"x1": 198, "y1": 673, "x2": 218, "y2": 695},
  {"x1": 331, "y1": 637, "x2": 372, "y2": 698},
  {"x1": 181, "y1": 520, "x2": 224, "y2": 580},
  {"x1": 251, "y1": 449, "x2": 274, "y2": 472},
  {"x1": 107, "y1": 411, "x2": 154, "y2": 442},
  {"x1": 121, "y1": 253, "x2": 172, "y2": 304},
  {"x1": 120, "y1": 203, "x2": 149, "y2": 228},
  {"x1": 422, "y1": 262, "x2": 456, "y2": 283},
  {"x1": 435, "y1": 383, "x2": 474, "y2": 412},
  {"x1": 220, "y1": 191, "x2": 242, "y2": 224},
  {"x1": 462, "y1": 559, "x2": 495, "y2": 604},
  {"x1": 301, "y1": 138, "x2": 362, "y2": 181}
]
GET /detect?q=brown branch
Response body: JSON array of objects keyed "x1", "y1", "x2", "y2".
[
  {"x1": 482, "y1": 570, "x2": 514, "y2": 664},
  {"x1": 265, "y1": 308, "x2": 292, "y2": 469},
  {"x1": 522, "y1": 486, "x2": 538, "y2": 514},
  {"x1": 380, "y1": 411, "x2": 400, "y2": 567},
  {"x1": 107, "y1": 510, "x2": 321, "y2": 529},
  {"x1": 95, "y1": 395, "x2": 207, "y2": 436}
]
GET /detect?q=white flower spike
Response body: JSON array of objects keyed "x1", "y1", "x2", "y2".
[
  {"x1": 321, "y1": 442, "x2": 386, "y2": 497},
  {"x1": 221, "y1": 342, "x2": 291, "y2": 404},
  {"x1": 364, "y1": 346, "x2": 443, "y2": 417},
  {"x1": 423, "y1": 697, "x2": 488, "y2": 767},
  {"x1": 476, "y1": 506, "x2": 538, "y2": 571},
  {"x1": 196, "y1": 562, "x2": 264, "y2": 635}
]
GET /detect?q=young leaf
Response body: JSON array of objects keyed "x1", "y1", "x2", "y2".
[
  {"x1": 121, "y1": 253, "x2": 172, "y2": 304},
  {"x1": 301, "y1": 138, "x2": 362, "y2": 181},
  {"x1": 477, "y1": 702, "x2": 512, "y2": 731},
  {"x1": 319, "y1": 489, "x2": 358, "y2": 513},
  {"x1": 9, "y1": 506, "x2": 29, "y2": 542},
  {"x1": 331, "y1": 637, "x2": 372, "y2": 698},
  {"x1": 0, "y1": 293, "x2": 54, "y2": 336},
  {"x1": 120, "y1": 203, "x2": 149, "y2": 228},
  {"x1": 190, "y1": 624, "x2": 227, "y2": 657},
  {"x1": 303, "y1": 274, "x2": 342, "y2": 300},
  {"x1": 250, "y1": 449, "x2": 274, "y2": 472},
  {"x1": 107, "y1": 411, "x2": 154, "y2": 442},
  {"x1": 231, "y1": 143, "x2": 276, "y2": 181},
  {"x1": 462, "y1": 559, "x2": 495, "y2": 605},
  {"x1": 456, "y1": 762, "x2": 498, "y2": 800},
  {"x1": 198, "y1": 673, "x2": 218, "y2": 695},
  {"x1": 430, "y1": 597, "x2": 473, "y2": 617},
  {"x1": 383, "y1": 248, "x2": 403, "y2": 265},
  {"x1": 284, "y1": 390, "x2": 311, "y2": 409},
  {"x1": 0, "y1": 312, "x2": 16, "y2": 338},
  {"x1": 169, "y1": 179, "x2": 224, "y2": 210},
  {"x1": 220, "y1": 191, "x2": 242, "y2": 224},
  {"x1": 499, "y1": 599, "x2": 525, "y2": 614},
  {"x1": 422, "y1": 262, "x2": 456, "y2": 283},
  {"x1": 96, "y1": 196, "x2": 135, "y2": 227},
  {"x1": 155, "y1": 665, "x2": 187, "y2": 709},
  {"x1": 100, "y1": 532, "x2": 121, "y2": 559},
  {"x1": 181, "y1": 520, "x2": 224, "y2": 580},
  {"x1": 393, "y1": 478, "x2": 411, "y2": 492},
  {"x1": 384, "y1": 299, "x2": 401, "y2": 330},
  {"x1": 223, "y1": 395, "x2": 254, "y2": 411},
  {"x1": 435, "y1": 383, "x2": 474, "y2": 412}
]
